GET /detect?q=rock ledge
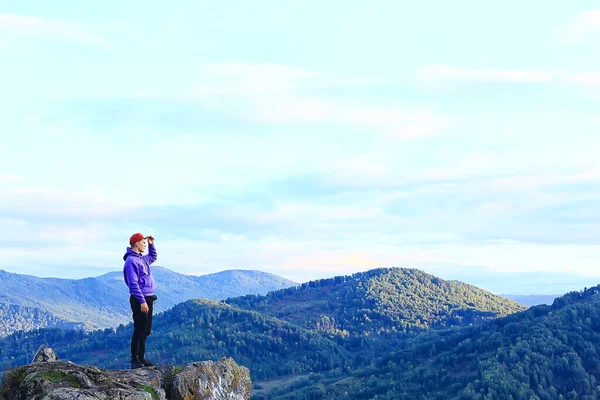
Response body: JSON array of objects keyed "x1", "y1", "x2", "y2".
[{"x1": 1, "y1": 345, "x2": 251, "y2": 400}]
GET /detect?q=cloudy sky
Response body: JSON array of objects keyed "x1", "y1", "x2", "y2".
[{"x1": 1, "y1": 1, "x2": 599, "y2": 294}]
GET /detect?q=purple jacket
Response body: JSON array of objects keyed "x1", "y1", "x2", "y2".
[{"x1": 123, "y1": 244, "x2": 157, "y2": 304}]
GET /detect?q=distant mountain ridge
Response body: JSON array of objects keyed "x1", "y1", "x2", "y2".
[
  {"x1": 0, "y1": 303, "x2": 84, "y2": 336},
  {"x1": 0, "y1": 267, "x2": 296, "y2": 336},
  {"x1": 501, "y1": 293, "x2": 561, "y2": 306}
]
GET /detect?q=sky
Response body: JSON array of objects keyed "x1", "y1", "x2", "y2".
[{"x1": 0, "y1": 1, "x2": 599, "y2": 295}]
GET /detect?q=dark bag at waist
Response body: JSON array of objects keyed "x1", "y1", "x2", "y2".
[{"x1": 130, "y1": 294, "x2": 158, "y2": 304}]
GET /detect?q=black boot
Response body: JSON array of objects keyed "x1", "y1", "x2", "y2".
[
  {"x1": 139, "y1": 357, "x2": 156, "y2": 367},
  {"x1": 131, "y1": 355, "x2": 144, "y2": 369}
]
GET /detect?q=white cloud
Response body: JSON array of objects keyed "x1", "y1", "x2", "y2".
[
  {"x1": 416, "y1": 64, "x2": 600, "y2": 88},
  {"x1": 193, "y1": 62, "x2": 328, "y2": 98},
  {"x1": 269, "y1": 202, "x2": 382, "y2": 222},
  {"x1": 416, "y1": 65, "x2": 555, "y2": 83},
  {"x1": 0, "y1": 187, "x2": 142, "y2": 221},
  {"x1": 0, "y1": 173, "x2": 19, "y2": 182},
  {"x1": 157, "y1": 237, "x2": 600, "y2": 285},
  {"x1": 1, "y1": 162, "x2": 598, "y2": 289},
  {"x1": 2, "y1": 209, "x2": 598, "y2": 286},
  {"x1": 207, "y1": 62, "x2": 321, "y2": 80},
  {"x1": 491, "y1": 167, "x2": 600, "y2": 189},
  {"x1": 192, "y1": 62, "x2": 445, "y2": 138},
  {"x1": 0, "y1": 244, "x2": 118, "y2": 276},
  {"x1": 560, "y1": 10, "x2": 600, "y2": 40},
  {"x1": 567, "y1": 73, "x2": 600, "y2": 86},
  {"x1": 0, "y1": 13, "x2": 105, "y2": 44},
  {"x1": 320, "y1": 150, "x2": 582, "y2": 191},
  {"x1": 0, "y1": 218, "x2": 116, "y2": 247},
  {"x1": 251, "y1": 96, "x2": 442, "y2": 138},
  {"x1": 330, "y1": 154, "x2": 388, "y2": 181},
  {"x1": 201, "y1": 62, "x2": 324, "y2": 95}
]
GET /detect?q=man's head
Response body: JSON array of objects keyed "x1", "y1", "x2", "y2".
[{"x1": 129, "y1": 233, "x2": 147, "y2": 253}]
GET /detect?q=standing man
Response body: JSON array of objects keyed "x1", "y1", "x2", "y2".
[{"x1": 123, "y1": 233, "x2": 158, "y2": 369}]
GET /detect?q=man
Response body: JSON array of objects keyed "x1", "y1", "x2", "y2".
[{"x1": 123, "y1": 232, "x2": 158, "y2": 369}]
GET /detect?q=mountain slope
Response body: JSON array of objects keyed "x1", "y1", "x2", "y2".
[
  {"x1": 0, "y1": 267, "x2": 296, "y2": 336},
  {"x1": 271, "y1": 285, "x2": 600, "y2": 399},
  {"x1": 0, "y1": 270, "x2": 127, "y2": 331},
  {"x1": 0, "y1": 304, "x2": 84, "y2": 336},
  {"x1": 227, "y1": 267, "x2": 526, "y2": 338},
  {"x1": 0, "y1": 299, "x2": 350, "y2": 381}
]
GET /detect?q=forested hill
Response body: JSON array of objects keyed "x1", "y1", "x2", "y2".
[
  {"x1": 226, "y1": 267, "x2": 526, "y2": 337},
  {"x1": 0, "y1": 299, "x2": 350, "y2": 380},
  {"x1": 268, "y1": 285, "x2": 600, "y2": 399}
]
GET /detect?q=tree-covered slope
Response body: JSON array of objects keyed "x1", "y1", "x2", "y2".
[
  {"x1": 266, "y1": 285, "x2": 600, "y2": 400},
  {"x1": 228, "y1": 267, "x2": 526, "y2": 338},
  {"x1": 0, "y1": 299, "x2": 350, "y2": 381}
]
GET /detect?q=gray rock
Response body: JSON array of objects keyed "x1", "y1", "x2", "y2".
[
  {"x1": 41, "y1": 387, "x2": 153, "y2": 399},
  {"x1": 170, "y1": 358, "x2": 251, "y2": 400},
  {"x1": 3, "y1": 348, "x2": 250, "y2": 400},
  {"x1": 32, "y1": 345, "x2": 60, "y2": 363}
]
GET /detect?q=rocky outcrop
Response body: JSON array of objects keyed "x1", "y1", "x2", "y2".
[
  {"x1": 170, "y1": 360, "x2": 251, "y2": 400},
  {"x1": 1, "y1": 345, "x2": 251, "y2": 400},
  {"x1": 31, "y1": 345, "x2": 60, "y2": 364}
]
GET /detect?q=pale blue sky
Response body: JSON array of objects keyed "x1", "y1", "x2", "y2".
[{"x1": 1, "y1": 2, "x2": 599, "y2": 294}]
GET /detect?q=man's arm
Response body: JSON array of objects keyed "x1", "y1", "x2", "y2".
[
  {"x1": 124, "y1": 261, "x2": 146, "y2": 304},
  {"x1": 143, "y1": 243, "x2": 157, "y2": 265}
]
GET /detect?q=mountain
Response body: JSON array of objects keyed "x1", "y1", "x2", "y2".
[
  {"x1": 501, "y1": 294, "x2": 561, "y2": 307},
  {"x1": 271, "y1": 286, "x2": 600, "y2": 399},
  {"x1": 0, "y1": 267, "x2": 296, "y2": 336},
  {"x1": 0, "y1": 267, "x2": 525, "y2": 389},
  {"x1": 0, "y1": 270, "x2": 126, "y2": 334},
  {"x1": 96, "y1": 267, "x2": 297, "y2": 312},
  {"x1": 0, "y1": 303, "x2": 84, "y2": 337},
  {"x1": 227, "y1": 268, "x2": 526, "y2": 338}
]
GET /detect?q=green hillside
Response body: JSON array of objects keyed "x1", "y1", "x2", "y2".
[
  {"x1": 227, "y1": 267, "x2": 526, "y2": 338},
  {"x1": 266, "y1": 285, "x2": 600, "y2": 399},
  {"x1": 0, "y1": 299, "x2": 350, "y2": 381}
]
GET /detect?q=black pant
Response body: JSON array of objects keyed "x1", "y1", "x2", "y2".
[{"x1": 130, "y1": 295, "x2": 155, "y2": 359}]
